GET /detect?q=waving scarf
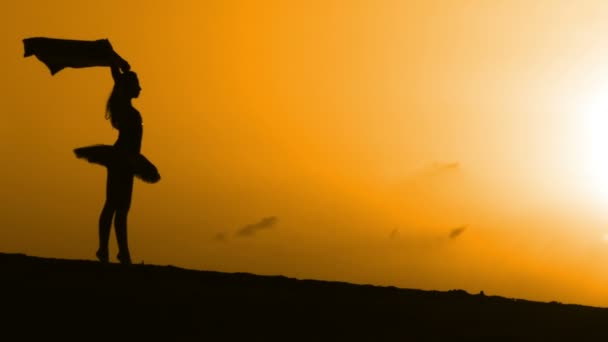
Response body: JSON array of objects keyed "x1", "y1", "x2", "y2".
[{"x1": 23, "y1": 37, "x2": 126, "y2": 75}]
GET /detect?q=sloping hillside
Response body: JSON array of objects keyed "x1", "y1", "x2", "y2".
[{"x1": 1, "y1": 252, "x2": 606, "y2": 341}]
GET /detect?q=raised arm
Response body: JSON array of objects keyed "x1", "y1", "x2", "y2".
[
  {"x1": 111, "y1": 64, "x2": 122, "y2": 82},
  {"x1": 111, "y1": 52, "x2": 130, "y2": 81}
]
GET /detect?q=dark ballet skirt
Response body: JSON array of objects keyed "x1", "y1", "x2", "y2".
[{"x1": 74, "y1": 145, "x2": 160, "y2": 183}]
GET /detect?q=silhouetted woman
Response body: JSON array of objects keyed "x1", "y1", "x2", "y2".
[{"x1": 74, "y1": 63, "x2": 160, "y2": 264}]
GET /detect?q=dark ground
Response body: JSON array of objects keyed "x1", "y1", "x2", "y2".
[{"x1": 1, "y1": 252, "x2": 607, "y2": 341}]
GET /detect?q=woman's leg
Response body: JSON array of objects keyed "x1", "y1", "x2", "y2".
[
  {"x1": 97, "y1": 200, "x2": 114, "y2": 262},
  {"x1": 115, "y1": 207, "x2": 131, "y2": 264},
  {"x1": 114, "y1": 174, "x2": 134, "y2": 264},
  {"x1": 96, "y1": 170, "x2": 116, "y2": 263}
]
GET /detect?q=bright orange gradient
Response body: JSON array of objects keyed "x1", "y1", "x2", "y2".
[{"x1": 2, "y1": 1, "x2": 608, "y2": 307}]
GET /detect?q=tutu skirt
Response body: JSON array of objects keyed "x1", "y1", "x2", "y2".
[{"x1": 74, "y1": 144, "x2": 160, "y2": 183}]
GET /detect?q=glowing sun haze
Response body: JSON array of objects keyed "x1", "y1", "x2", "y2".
[{"x1": 2, "y1": 0, "x2": 608, "y2": 306}]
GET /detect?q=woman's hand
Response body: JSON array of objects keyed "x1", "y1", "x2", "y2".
[
  {"x1": 111, "y1": 53, "x2": 130, "y2": 81},
  {"x1": 111, "y1": 49, "x2": 130, "y2": 73},
  {"x1": 115, "y1": 55, "x2": 130, "y2": 73}
]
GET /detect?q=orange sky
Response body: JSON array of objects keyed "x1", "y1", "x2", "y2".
[{"x1": 3, "y1": 1, "x2": 608, "y2": 306}]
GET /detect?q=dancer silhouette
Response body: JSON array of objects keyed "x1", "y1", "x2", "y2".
[
  {"x1": 74, "y1": 63, "x2": 160, "y2": 264},
  {"x1": 24, "y1": 37, "x2": 159, "y2": 264}
]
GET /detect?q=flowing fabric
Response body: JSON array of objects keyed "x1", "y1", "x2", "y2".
[{"x1": 23, "y1": 37, "x2": 124, "y2": 75}]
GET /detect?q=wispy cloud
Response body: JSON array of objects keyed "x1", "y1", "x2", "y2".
[
  {"x1": 389, "y1": 228, "x2": 400, "y2": 239},
  {"x1": 237, "y1": 216, "x2": 278, "y2": 237},
  {"x1": 426, "y1": 162, "x2": 462, "y2": 178},
  {"x1": 432, "y1": 162, "x2": 460, "y2": 171},
  {"x1": 448, "y1": 225, "x2": 467, "y2": 239},
  {"x1": 387, "y1": 224, "x2": 469, "y2": 249},
  {"x1": 214, "y1": 232, "x2": 227, "y2": 242}
]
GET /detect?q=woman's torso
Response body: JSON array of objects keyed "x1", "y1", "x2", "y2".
[{"x1": 114, "y1": 105, "x2": 142, "y2": 153}]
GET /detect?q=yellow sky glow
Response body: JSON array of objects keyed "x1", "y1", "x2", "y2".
[{"x1": 2, "y1": 1, "x2": 608, "y2": 307}]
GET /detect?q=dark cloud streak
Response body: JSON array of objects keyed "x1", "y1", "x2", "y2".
[
  {"x1": 214, "y1": 232, "x2": 227, "y2": 242},
  {"x1": 389, "y1": 228, "x2": 400, "y2": 239},
  {"x1": 449, "y1": 225, "x2": 467, "y2": 239},
  {"x1": 237, "y1": 216, "x2": 278, "y2": 237}
]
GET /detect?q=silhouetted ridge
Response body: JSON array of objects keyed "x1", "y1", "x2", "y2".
[{"x1": 1, "y1": 252, "x2": 607, "y2": 341}]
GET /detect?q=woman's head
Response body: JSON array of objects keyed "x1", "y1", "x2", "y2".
[
  {"x1": 106, "y1": 71, "x2": 141, "y2": 127},
  {"x1": 116, "y1": 71, "x2": 141, "y2": 99}
]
